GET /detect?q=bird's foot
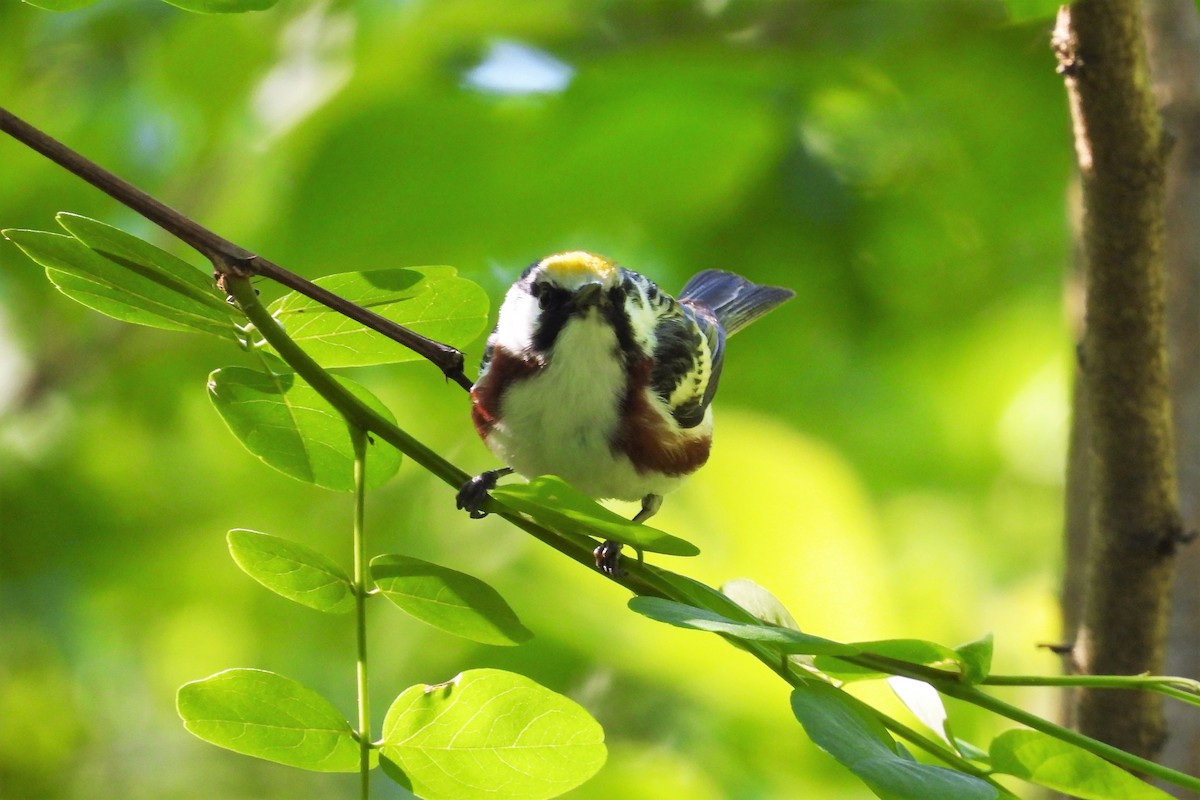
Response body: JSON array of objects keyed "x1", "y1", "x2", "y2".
[
  {"x1": 455, "y1": 467, "x2": 514, "y2": 519},
  {"x1": 594, "y1": 540, "x2": 624, "y2": 577}
]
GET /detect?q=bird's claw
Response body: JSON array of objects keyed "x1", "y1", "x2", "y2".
[
  {"x1": 456, "y1": 467, "x2": 513, "y2": 519},
  {"x1": 594, "y1": 539, "x2": 624, "y2": 577}
]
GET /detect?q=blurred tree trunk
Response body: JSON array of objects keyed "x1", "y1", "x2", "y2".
[
  {"x1": 1142, "y1": 0, "x2": 1200, "y2": 788},
  {"x1": 1055, "y1": 0, "x2": 1183, "y2": 766}
]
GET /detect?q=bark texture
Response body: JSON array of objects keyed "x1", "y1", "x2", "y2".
[
  {"x1": 1142, "y1": 0, "x2": 1200, "y2": 787},
  {"x1": 1055, "y1": 0, "x2": 1182, "y2": 761}
]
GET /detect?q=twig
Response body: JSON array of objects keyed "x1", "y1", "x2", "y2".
[{"x1": 0, "y1": 106, "x2": 473, "y2": 391}]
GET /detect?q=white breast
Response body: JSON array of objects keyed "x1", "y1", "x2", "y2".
[{"x1": 483, "y1": 312, "x2": 687, "y2": 501}]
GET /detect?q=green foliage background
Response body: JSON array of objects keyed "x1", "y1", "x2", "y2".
[{"x1": 0, "y1": 1, "x2": 1072, "y2": 797}]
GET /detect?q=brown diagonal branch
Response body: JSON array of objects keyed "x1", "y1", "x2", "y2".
[
  {"x1": 0, "y1": 106, "x2": 472, "y2": 391},
  {"x1": 1055, "y1": 0, "x2": 1183, "y2": 761}
]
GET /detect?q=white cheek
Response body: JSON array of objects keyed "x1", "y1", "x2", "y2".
[{"x1": 491, "y1": 286, "x2": 539, "y2": 354}]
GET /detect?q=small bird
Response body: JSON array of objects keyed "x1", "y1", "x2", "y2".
[{"x1": 457, "y1": 251, "x2": 794, "y2": 574}]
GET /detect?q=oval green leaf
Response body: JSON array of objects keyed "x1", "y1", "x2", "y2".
[
  {"x1": 628, "y1": 597, "x2": 858, "y2": 656},
  {"x1": 227, "y1": 529, "x2": 354, "y2": 613},
  {"x1": 177, "y1": 668, "x2": 366, "y2": 772},
  {"x1": 380, "y1": 668, "x2": 606, "y2": 800},
  {"x1": 3, "y1": 227, "x2": 237, "y2": 339},
  {"x1": 490, "y1": 476, "x2": 699, "y2": 557},
  {"x1": 721, "y1": 577, "x2": 801, "y2": 630},
  {"x1": 265, "y1": 267, "x2": 489, "y2": 368},
  {"x1": 887, "y1": 676, "x2": 952, "y2": 747},
  {"x1": 208, "y1": 367, "x2": 402, "y2": 491},
  {"x1": 791, "y1": 682, "x2": 997, "y2": 800},
  {"x1": 371, "y1": 554, "x2": 532, "y2": 646},
  {"x1": 955, "y1": 633, "x2": 994, "y2": 684},
  {"x1": 56, "y1": 213, "x2": 235, "y2": 317},
  {"x1": 990, "y1": 729, "x2": 1172, "y2": 800}
]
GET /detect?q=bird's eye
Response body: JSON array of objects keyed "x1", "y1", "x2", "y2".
[{"x1": 528, "y1": 280, "x2": 569, "y2": 310}]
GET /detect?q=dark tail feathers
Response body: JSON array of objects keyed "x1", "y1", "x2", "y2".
[{"x1": 679, "y1": 270, "x2": 794, "y2": 336}]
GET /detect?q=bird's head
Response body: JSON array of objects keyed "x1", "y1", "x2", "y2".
[
  {"x1": 524, "y1": 251, "x2": 621, "y2": 311},
  {"x1": 492, "y1": 251, "x2": 632, "y2": 358}
]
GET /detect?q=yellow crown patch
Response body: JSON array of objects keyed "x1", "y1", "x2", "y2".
[{"x1": 538, "y1": 251, "x2": 617, "y2": 283}]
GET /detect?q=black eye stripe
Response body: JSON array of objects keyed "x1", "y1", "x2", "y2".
[{"x1": 537, "y1": 286, "x2": 570, "y2": 310}]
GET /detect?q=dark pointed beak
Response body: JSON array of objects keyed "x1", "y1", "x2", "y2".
[{"x1": 573, "y1": 282, "x2": 605, "y2": 308}]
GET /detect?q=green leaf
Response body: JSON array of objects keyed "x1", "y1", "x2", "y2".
[
  {"x1": 628, "y1": 597, "x2": 858, "y2": 656},
  {"x1": 378, "y1": 753, "x2": 415, "y2": 792},
  {"x1": 3, "y1": 227, "x2": 237, "y2": 339},
  {"x1": 227, "y1": 529, "x2": 354, "y2": 614},
  {"x1": 371, "y1": 554, "x2": 532, "y2": 646},
  {"x1": 650, "y1": 568, "x2": 762, "y2": 620},
  {"x1": 1003, "y1": 0, "x2": 1060, "y2": 23},
  {"x1": 177, "y1": 668, "x2": 366, "y2": 772},
  {"x1": 55, "y1": 213, "x2": 234, "y2": 316},
  {"x1": 265, "y1": 267, "x2": 489, "y2": 368},
  {"x1": 380, "y1": 668, "x2": 606, "y2": 800},
  {"x1": 208, "y1": 367, "x2": 402, "y2": 491},
  {"x1": 791, "y1": 682, "x2": 997, "y2": 800},
  {"x1": 161, "y1": 0, "x2": 279, "y2": 12},
  {"x1": 887, "y1": 677, "x2": 951, "y2": 747},
  {"x1": 491, "y1": 476, "x2": 699, "y2": 557},
  {"x1": 721, "y1": 577, "x2": 801, "y2": 630},
  {"x1": 815, "y1": 639, "x2": 965, "y2": 682},
  {"x1": 955, "y1": 633, "x2": 993, "y2": 684},
  {"x1": 21, "y1": 0, "x2": 100, "y2": 9},
  {"x1": 990, "y1": 729, "x2": 1173, "y2": 800}
]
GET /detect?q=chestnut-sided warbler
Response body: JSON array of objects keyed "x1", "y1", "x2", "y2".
[{"x1": 457, "y1": 251, "x2": 794, "y2": 574}]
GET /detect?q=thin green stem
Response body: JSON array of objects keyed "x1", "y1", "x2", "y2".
[
  {"x1": 744, "y1": 642, "x2": 1001, "y2": 786},
  {"x1": 352, "y1": 426, "x2": 371, "y2": 800},
  {"x1": 936, "y1": 682, "x2": 1200, "y2": 792},
  {"x1": 982, "y1": 673, "x2": 1200, "y2": 706},
  {"x1": 818, "y1": 652, "x2": 1200, "y2": 791},
  {"x1": 225, "y1": 277, "x2": 465, "y2": 488}
]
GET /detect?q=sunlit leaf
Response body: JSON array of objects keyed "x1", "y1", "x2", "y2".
[
  {"x1": 990, "y1": 729, "x2": 1172, "y2": 800},
  {"x1": 955, "y1": 633, "x2": 994, "y2": 684},
  {"x1": 491, "y1": 476, "x2": 698, "y2": 557},
  {"x1": 3, "y1": 227, "x2": 237, "y2": 339},
  {"x1": 371, "y1": 554, "x2": 532, "y2": 646},
  {"x1": 380, "y1": 668, "x2": 606, "y2": 800},
  {"x1": 208, "y1": 367, "x2": 401, "y2": 491},
  {"x1": 56, "y1": 213, "x2": 232, "y2": 315},
  {"x1": 227, "y1": 529, "x2": 354, "y2": 614},
  {"x1": 161, "y1": 0, "x2": 278, "y2": 12},
  {"x1": 815, "y1": 639, "x2": 965, "y2": 682},
  {"x1": 722, "y1": 577, "x2": 800, "y2": 630},
  {"x1": 177, "y1": 668, "x2": 366, "y2": 772},
  {"x1": 265, "y1": 267, "x2": 489, "y2": 368},
  {"x1": 791, "y1": 682, "x2": 997, "y2": 800},
  {"x1": 629, "y1": 597, "x2": 857, "y2": 655},
  {"x1": 887, "y1": 677, "x2": 951, "y2": 747},
  {"x1": 650, "y1": 568, "x2": 758, "y2": 619}
]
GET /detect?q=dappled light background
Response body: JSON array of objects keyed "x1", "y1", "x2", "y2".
[{"x1": 2, "y1": 1, "x2": 1071, "y2": 797}]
